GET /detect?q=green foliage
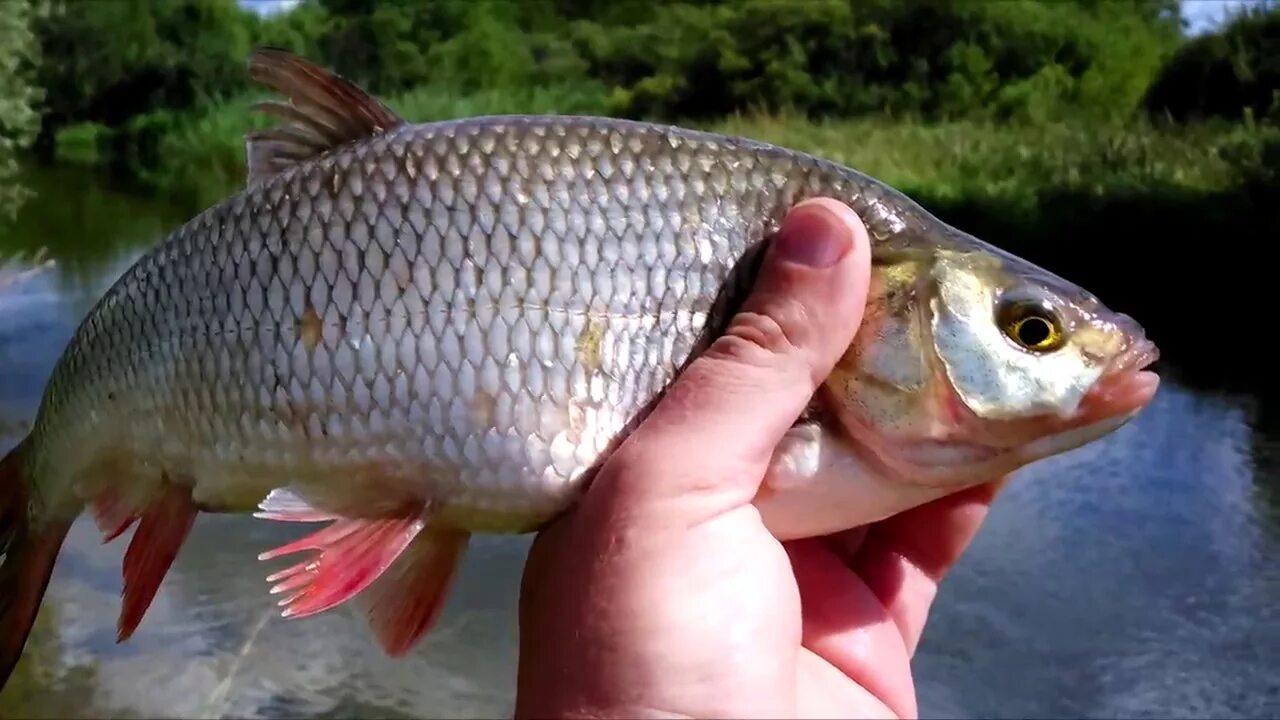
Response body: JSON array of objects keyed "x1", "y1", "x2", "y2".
[
  {"x1": 52, "y1": 122, "x2": 107, "y2": 165},
  {"x1": 251, "y1": 0, "x2": 327, "y2": 58},
  {"x1": 22, "y1": 0, "x2": 1194, "y2": 137},
  {"x1": 294, "y1": 0, "x2": 595, "y2": 93},
  {"x1": 135, "y1": 79, "x2": 608, "y2": 206},
  {"x1": 1144, "y1": 3, "x2": 1280, "y2": 124},
  {"x1": 0, "y1": 0, "x2": 42, "y2": 220},
  {"x1": 571, "y1": 0, "x2": 1183, "y2": 122},
  {"x1": 32, "y1": 0, "x2": 253, "y2": 157},
  {"x1": 713, "y1": 114, "x2": 1255, "y2": 210}
]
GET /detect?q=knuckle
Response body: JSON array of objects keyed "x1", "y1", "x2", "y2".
[{"x1": 708, "y1": 305, "x2": 809, "y2": 367}]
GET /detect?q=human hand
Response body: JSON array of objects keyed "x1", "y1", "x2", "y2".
[{"x1": 514, "y1": 198, "x2": 1004, "y2": 719}]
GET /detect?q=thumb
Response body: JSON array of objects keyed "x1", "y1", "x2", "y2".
[{"x1": 597, "y1": 197, "x2": 873, "y2": 515}]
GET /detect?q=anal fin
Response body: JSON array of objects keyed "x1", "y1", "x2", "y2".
[
  {"x1": 254, "y1": 486, "x2": 469, "y2": 656},
  {"x1": 118, "y1": 478, "x2": 198, "y2": 642},
  {"x1": 258, "y1": 513, "x2": 427, "y2": 620},
  {"x1": 357, "y1": 526, "x2": 469, "y2": 656}
]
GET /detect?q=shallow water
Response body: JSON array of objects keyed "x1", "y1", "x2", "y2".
[{"x1": 1, "y1": 167, "x2": 1277, "y2": 719}]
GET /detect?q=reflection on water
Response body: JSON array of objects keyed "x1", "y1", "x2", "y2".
[{"x1": 1, "y1": 166, "x2": 1277, "y2": 719}]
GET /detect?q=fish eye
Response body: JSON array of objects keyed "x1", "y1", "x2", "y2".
[{"x1": 996, "y1": 299, "x2": 1066, "y2": 353}]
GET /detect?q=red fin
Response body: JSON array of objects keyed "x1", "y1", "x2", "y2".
[
  {"x1": 0, "y1": 440, "x2": 74, "y2": 690},
  {"x1": 358, "y1": 525, "x2": 469, "y2": 656},
  {"x1": 258, "y1": 514, "x2": 426, "y2": 619},
  {"x1": 117, "y1": 479, "x2": 198, "y2": 642},
  {"x1": 90, "y1": 488, "x2": 139, "y2": 543}
]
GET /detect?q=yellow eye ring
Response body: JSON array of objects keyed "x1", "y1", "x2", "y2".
[{"x1": 997, "y1": 300, "x2": 1066, "y2": 353}]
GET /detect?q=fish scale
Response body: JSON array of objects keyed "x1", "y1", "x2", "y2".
[
  {"x1": 0, "y1": 49, "x2": 1159, "y2": 684},
  {"x1": 37, "y1": 116, "x2": 809, "y2": 525}
]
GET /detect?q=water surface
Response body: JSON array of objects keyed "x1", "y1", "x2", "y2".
[{"x1": 1, "y1": 166, "x2": 1277, "y2": 719}]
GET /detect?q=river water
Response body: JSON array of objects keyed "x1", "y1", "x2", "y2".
[{"x1": 0, "y1": 167, "x2": 1277, "y2": 719}]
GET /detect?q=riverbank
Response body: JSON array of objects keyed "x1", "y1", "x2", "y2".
[{"x1": 51, "y1": 92, "x2": 1277, "y2": 203}]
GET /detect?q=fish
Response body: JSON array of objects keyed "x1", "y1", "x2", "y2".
[{"x1": 0, "y1": 48, "x2": 1159, "y2": 685}]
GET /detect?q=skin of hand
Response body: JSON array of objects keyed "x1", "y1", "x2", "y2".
[{"x1": 514, "y1": 198, "x2": 1006, "y2": 719}]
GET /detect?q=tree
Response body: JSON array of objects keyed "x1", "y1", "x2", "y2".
[
  {"x1": 0, "y1": 0, "x2": 42, "y2": 220},
  {"x1": 32, "y1": 0, "x2": 254, "y2": 154},
  {"x1": 1144, "y1": 3, "x2": 1280, "y2": 124}
]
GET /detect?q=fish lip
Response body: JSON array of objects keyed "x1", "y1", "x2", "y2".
[
  {"x1": 1076, "y1": 333, "x2": 1160, "y2": 421},
  {"x1": 1105, "y1": 335, "x2": 1160, "y2": 376}
]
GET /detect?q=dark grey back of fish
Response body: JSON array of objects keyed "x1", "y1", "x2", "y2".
[{"x1": 29, "y1": 115, "x2": 940, "y2": 529}]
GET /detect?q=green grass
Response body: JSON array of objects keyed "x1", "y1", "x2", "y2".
[
  {"x1": 53, "y1": 81, "x2": 1274, "y2": 215},
  {"x1": 44, "y1": 84, "x2": 1278, "y2": 262},
  {"x1": 712, "y1": 113, "x2": 1259, "y2": 202}
]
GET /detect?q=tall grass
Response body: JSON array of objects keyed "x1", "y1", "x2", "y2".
[
  {"x1": 57, "y1": 86, "x2": 1271, "y2": 218},
  {"x1": 714, "y1": 114, "x2": 1256, "y2": 197}
]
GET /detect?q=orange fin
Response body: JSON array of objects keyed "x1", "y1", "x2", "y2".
[
  {"x1": 357, "y1": 525, "x2": 469, "y2": 656},
  {"x1": 0, "y1": 440, "x2": 74, "y2": 690},
  {"x1": 257, "y1": 513, "x2": 426, "y2": 619},
  {"x1": 117, "y1": 479, "x2": 198, "y2": 642}
]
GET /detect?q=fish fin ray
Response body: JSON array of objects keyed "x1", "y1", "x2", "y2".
[
  {"x1": 244, "y1": 47, "x2": 405, "y2": 185},
  {"x1": 0, "y1": 439, "x2": 75, "y2": 690},
  {"x1": 89, "y1": 488, "x2": 141, "y2": 543},
  {"x1": 257, "y1": 512, "x2": 426, "y2": 620},
  {"x1": 254, "y1": 487, "x2": 337, "y2": 523},
  {"x1": 357, "y1": 525, "x2": 469, "y2": 657},
  {"x1": 117, "y1": 478, "x2": 198, "y2": 642}
]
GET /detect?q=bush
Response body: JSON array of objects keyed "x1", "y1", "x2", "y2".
[
  {"x1": 1144, "y1": 4, "x2": 1280, "y2": 124},
  {"x1": 52, "y1": 121, "x2": 106, "y2": 164},
  {"x1": 571, "y1": 0, "x2": 1182, "y2": 122}
]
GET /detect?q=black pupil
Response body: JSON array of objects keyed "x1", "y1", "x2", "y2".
[{"x1": 1018, "y1": 317, "x2": 1052, "y2": 346}]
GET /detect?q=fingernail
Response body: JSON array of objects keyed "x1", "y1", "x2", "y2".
[{"x1": 773, "y1": 204, "x2": 852, "y2": 268}]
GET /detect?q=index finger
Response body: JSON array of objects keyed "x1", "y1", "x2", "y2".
[{"x1": 839, "y1": 477, "x2": 1008, "y2": 656}]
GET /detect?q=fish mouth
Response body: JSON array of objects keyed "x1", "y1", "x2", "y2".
[
  {"x1": 1107, "y1": 333, "x2": 1160, "y2": 376},
  {"x1": 1074, "y1": 335, "x2": 1161, "y2": 424}
]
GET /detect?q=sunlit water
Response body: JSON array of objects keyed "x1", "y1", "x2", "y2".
[{"x1": 1, "y1": 167, "x2": 1277, "y2": 719}]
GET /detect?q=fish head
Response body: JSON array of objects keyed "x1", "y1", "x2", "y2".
[{"x1": 822, "y1": 232, "x2": 1160, "y2": 488}]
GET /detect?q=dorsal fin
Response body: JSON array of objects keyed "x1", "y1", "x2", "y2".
[{"x1": 244, "y1": 48, "x2": 405, "y2": 185}]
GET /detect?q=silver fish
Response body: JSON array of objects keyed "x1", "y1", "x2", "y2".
[{"x1": 0, "y1": 49, "x2": 1158, "y2": 683}]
